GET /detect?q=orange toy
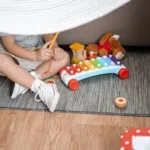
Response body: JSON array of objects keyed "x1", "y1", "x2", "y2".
[{"x1": 115, "y1": 97, "x2": 127, "y2": 108}]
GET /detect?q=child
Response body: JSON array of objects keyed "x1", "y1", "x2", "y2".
[{"x1": 0, "y1": 33, "x2": 70, "y2": 112}]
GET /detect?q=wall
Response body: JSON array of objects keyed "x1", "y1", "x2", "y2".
[{"x1": 58, "y1": 0, "x2": 150, "y2": 46}]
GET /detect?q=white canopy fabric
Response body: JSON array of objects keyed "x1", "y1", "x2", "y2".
[{"x1": 0, "y1": 0, "x2": 130, "y2": 35}]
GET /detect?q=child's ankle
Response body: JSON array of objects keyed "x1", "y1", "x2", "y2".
[
  {"x1": 31, "y1": 78, "x2": 43, "y2": 93},
  {"x1": 30, "y1": 71, "x2": 41, "y2": 79}
]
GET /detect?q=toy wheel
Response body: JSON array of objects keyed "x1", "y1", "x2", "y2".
[
  {"x1": 68, "y1": 79, "x2": 79, "y2": 90},
  {"x1": 118, "y1": 68, "x2": 129, "y2": 79}
]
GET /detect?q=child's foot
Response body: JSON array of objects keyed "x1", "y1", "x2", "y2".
[
  {"x1": 11, "y1": 71, "x2": 41, "y2": 99},
  {"x1": 31, "y1": 79, "x2": 60, "y2": 112}
]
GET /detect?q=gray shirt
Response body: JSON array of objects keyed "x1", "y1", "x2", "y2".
[{"x1": 0, "y1": 33, "x2": 44, "y2": 52}]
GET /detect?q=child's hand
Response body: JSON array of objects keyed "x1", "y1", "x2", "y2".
[
  {"x1": 36, "y1": 41, "x2": 53, "y2": 61},
  {"x1": 53, "y1": 47, "x2": 67, "y2": 61}
]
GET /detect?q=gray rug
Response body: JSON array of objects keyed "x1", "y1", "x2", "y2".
[{"x1": 0, "y1": 49, "x2": 150, "y2": 116}]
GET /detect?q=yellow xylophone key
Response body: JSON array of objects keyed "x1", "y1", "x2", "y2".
[
  {"x1": 78, "y1": 61, "x2": 89, "y2": 71},
  {"x1": 83, "y1": 60, "x2": 95, "y2": 70}
]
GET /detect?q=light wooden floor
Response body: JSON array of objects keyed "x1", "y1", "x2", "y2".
[{"x1": 0, "y1": 110, "x2": 149, "y2": 150}]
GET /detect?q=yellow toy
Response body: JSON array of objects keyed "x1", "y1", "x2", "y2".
[{"x1": 70, "y1": 43, "x2": 87, "y2": 64}]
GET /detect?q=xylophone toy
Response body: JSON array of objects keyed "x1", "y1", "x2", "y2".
[{"x1": 59, "y1": 55, "x2": 129, "y2": 90}]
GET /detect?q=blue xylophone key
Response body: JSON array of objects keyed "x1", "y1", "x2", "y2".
[
  {"x1": 108, "y1": 55, "x2": 122, "y2": 65},
  {"x1": 96, "y1": 57, "x2": 108, "y2": 67},
  {"x1": 102, "y1": 56, "x2": 116, "y2": 66}
]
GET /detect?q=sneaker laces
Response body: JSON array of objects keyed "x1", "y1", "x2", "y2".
[
  {"x1": 34, "y1": 83, "x2": 53, "y2": 103},
  {"x1": 34, "y1": 74, "x2": 41, "y2": 79}
]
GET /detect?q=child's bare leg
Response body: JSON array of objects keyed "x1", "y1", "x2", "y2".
[
  {"x1": 0, "y1": 53, "x2": 34, "y2": 88},
  {"x1": 0, "y1": 53, "x2": 60, "y2": 112},
  {"x1": 34, "y1": 52, "x2": 70, "y2": 80}
]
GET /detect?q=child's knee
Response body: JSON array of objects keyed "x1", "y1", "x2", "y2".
[
  {"x1": 0, "y1": 53, "x2": 10, "y2": 65},
  {"x1": 0, "y1": 53, "x2": 14, "y2": 67},
  {"x1": 0, "y1": 53, "x2": 8, "y2": 68},
  {"x1": 0, "y1": 53, "x2": 8, "y2": 61},
  {"x1": 63, "y1": 52, "x2": 70, "y2": 66}
]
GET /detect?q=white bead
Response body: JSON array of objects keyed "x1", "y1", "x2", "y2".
[
  {"x1": 136, "y1": 130, "x2": 140, "y2": 133},
  {"x1": 120, "y1": 135, "x2": 124, "y2": 139},
  {"x1": 70, "y1": 71, "x2": 74, "y2": 74},
  {"x1": 73, "y1": 64, "x2": 76, "y2": 67},
  {"x1": 125, "y1": 141, "x2": 129, "y2": 145}
]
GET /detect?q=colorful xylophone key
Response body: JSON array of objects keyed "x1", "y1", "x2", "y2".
[
  {"x1": 90, "y1": 58, "x2": 102, "y2": 68},
  {"x1": 108, "y1": 55, "x2": 122, "y2": 65},
  {"x1": 83, "y1": 60, "x2": 95, "y2": 70},
  {"x1": 102, "y1": 56, "x2": 116, "y2": 66}
]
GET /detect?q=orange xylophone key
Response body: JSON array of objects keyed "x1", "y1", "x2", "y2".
[{"x1": 78, "y1": 61, "x2": 89, "y2": 71}]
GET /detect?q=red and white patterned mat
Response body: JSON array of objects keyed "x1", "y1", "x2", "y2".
[{"x1": 120, "y1": 128, "x2": 150, "y2": 150}]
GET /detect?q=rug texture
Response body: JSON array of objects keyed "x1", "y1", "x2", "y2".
[{"x1": 0, "y1": 48, "x2": 149, "y2": 116}]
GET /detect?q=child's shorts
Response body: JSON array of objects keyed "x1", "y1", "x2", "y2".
[{"x1": 0, "y1": 51, "x2": 42, "y2": 76}]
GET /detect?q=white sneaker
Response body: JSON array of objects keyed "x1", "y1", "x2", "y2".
[
  {"x1": 11, "y1": 71, "x2": 41, "y2": 99},
  {"x1": 31, "y1": 79, "x2": 60, "y2": 112},
  {"x1": 11, "y1": 83, "x2": 28, "y2": 99}
]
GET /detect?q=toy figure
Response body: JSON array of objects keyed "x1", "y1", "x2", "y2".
[
  {"x1": 98, "y1": 32, "x2": 126, "y2": 60},
  {"x1": 85, "y1": 32, "x2": 126, "y2": 60},
  {"x1": 70, "y1": 43, "x2": 87, "y2": 63},
  {"x1": 85, "y1": 44, "x2": 98, "y2": 59}
]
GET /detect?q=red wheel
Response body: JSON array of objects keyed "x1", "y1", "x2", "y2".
[
  {"x1": 68, "y1": 79, "x2": 79, "y2": 90},
  {"x1": 118, "y1": 68, "x2": 129, "y2": 79}
]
